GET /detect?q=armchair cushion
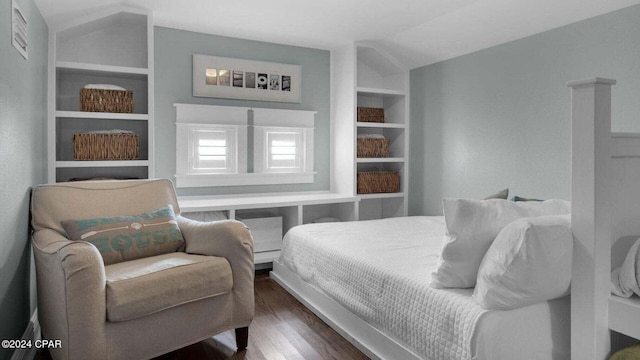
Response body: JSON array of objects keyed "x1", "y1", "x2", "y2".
[
  {"x1": 105, "y1": 252, "x2": 233, "y2": 322},
  {"x1": 62, "y1": 205, "x2": 184, "y2": 265}
]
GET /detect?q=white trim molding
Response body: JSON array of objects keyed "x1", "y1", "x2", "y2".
[
  {"x1": 175, "y1": 171, "x2": 316, "y2": 187},
  {"x1": 174, "y1": 103, "x2": 317, "y2": 188}
]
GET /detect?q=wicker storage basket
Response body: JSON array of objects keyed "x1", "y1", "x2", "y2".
[
  {"x1": 357, "y1": 137, "x2": 390, "y2": 158},
  {"x1": 357, "y1": 171, "x2": 400, "y2": 194},
  {"x1": 80, "y1": 88, "x2": 134, "y2": 113},
  {"x1": 357, "y1": 107, "x2": 384, "y2": 123},
  {"x1": 73, "y1": 132, "x2": 139, "y2": 160}
]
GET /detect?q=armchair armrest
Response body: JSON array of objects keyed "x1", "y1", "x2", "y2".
[
  {"x1": 32, "y1": 229, "x2": 107, "y2": 360},
  {"x1": 177, "y1": 217, "x2": 255, "y2": 324},
  {"x1": 178, "y1": 217, "x2": 254, "y2": 258}
]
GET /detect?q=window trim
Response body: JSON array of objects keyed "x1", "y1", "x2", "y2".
[
  {"x1": 253, "y1": 126, "x2": 314, "y2": 174},
  {"x1": 174, "y1": 172, "x2": 316, "y2": 188},
  {"x1": 174, "y1": 103, "x2": 316, "y2": 188}
]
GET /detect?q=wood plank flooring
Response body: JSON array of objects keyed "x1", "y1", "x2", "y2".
[{"x1": 36, "y1": 270, "x2": 369, "y2": 360}]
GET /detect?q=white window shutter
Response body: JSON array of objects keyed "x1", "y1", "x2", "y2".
[
  {"x1": 193, "y1": 129, "x2": 233, "y2": 171},
  {"x1": 266, "y1": 130, "x2": 302, "y2": 170}
]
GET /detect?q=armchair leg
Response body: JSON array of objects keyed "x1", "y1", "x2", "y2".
[{"x1": 235, "y1": 326, "x2": 249, "y2": 350}]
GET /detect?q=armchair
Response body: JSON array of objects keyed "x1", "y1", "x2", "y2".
[{"x1": 30, "y1": 179, "x2": 254, "y2": 360}]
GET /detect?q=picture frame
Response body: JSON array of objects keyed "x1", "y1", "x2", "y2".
[{"x1": 193, "y1": 54, "x2": 301, "y2": 103}]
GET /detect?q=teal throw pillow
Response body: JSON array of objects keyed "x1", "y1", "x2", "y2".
[{"x1": 61, "y1": 205, "x2": 184, "y2": 265}]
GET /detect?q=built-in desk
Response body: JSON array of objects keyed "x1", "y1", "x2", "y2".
[{"x1": 178, "y1": 192, "x2": 360, "y2": 264}]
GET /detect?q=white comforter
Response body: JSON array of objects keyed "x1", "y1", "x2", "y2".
[{"x1": 279, "y1": 216, "x2": 487, "y2": 360}]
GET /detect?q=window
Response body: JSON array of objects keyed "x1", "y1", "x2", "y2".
[
  {"x1": 267, "y1": 130, "x2": 302, "y2": 170},
  {"x1": 190, "y1": 126, "x2": 236, "y2": 173},
  {"x1": 253, "y1": 107, "x2": 314, "y2": 177},
  {"x1": 254, "y1": 126, "x2": 314, "y2": 175},
  {"x1": 175, "y1": 104, "x2": 315, "y2": 187}
]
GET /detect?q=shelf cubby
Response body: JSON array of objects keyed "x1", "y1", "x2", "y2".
[
  {"x1": 353, "y1": 43, "x2": 409, "y2": 219},
  {"x1": 48, "y1": 7, "x2": 153, "y2": 183}
]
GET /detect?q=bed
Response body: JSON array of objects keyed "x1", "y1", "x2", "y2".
[
  {"x1": 272, "y1": 78, "x2": 639, "y2": 360},
  {"x1": 272, "y1": 215, "x2": 571, "y2": 360}
]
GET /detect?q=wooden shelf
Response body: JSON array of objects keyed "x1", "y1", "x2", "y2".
[
  {"x1": 356, "y1": 87, "x2": 405, "y2": 96},
  {"x1": 255, "y1": 250, "x2": 281, "y2": 265},
  {"x1": 56, "y1": 160, "x2": 149, "y2": 168},
  {"x1": 356, "y1": 122, "x2": 405, "y2": 129},
  {"x1": 358, "y1": 192, "x2": 405, "y2": 200},
  {"x1": 357, "y1": 157, "x2": 405, "y2": 163},
  {"x1": 179, "y1": 192, "x2": 359, "y2": 213},
  {"x1": 56, "y1": 61, "x2": 148, "y2": 76},
  {"x1": 609, "y1": 295, "x2": 640, "y2": 339},
  {"x1": 56, "y1": 111, "x2": 148, "y2": 121}
]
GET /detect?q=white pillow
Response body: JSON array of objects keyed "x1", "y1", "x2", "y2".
[
  {"x1": 473, "y1": 214, "x2": 572, "y2": 310},
  {"x1": 610, "y1": 238, "x2": 640, "y2": 298},
  {"x1": 431, "y1": 198, "x2": 570, "y2": 289}
]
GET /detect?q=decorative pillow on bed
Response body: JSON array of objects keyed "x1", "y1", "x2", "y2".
[
  {"x1": 61, "y1": 205, "x2": 184, "y2": 265},
  {"x1": 484, "y1": 188, "x2": 509, "y2": 200},
  {"x1": 430, "y1": 198, "x2": 570, "y2": 289},
  {"x1": 511, "y1": 195, "x2": 543, "y2": 202},
  {"x1": 473, "y1": 214, "x2": 572, "y2": 310}
]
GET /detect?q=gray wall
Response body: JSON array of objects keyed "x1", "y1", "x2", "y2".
[
  {"x1": 154, "y1": 27, "x2": 331, "y2": 196},
  {"x1": 410, "y1": 5, "x2": 640, "y2": 216},
  {"x1": 0, "y1": 0, "x2": 48, "y2": 358}
]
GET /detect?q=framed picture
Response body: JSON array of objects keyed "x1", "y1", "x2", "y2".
[{"x1": 193, "y1": 54, "x2": 301, "y2": 103}]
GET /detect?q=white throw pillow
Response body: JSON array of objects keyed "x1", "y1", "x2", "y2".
[
  {"x1": 431, "y1": 198, "x2": 570, "y2": 289},
  {"x1": 610, "y1": 238, "x2": 640, "y2": 298},
  {"x1": 473, "y1": 214, "x2": 572, "y2": 310}
]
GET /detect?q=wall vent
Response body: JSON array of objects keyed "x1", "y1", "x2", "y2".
[{"x1": 12, "y1": 0, "x2": 28, "y2": 60}]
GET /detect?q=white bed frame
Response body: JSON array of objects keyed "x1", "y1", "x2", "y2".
[
  {"x1": 569, "y1": 78, "x2": 640, "y2": 359},
  {"x1": 271, "y1": 261, "x2": 422, "y2": 360},
  {"x1": 271, "y1": 78, "x2": 640, "y2": 360}
]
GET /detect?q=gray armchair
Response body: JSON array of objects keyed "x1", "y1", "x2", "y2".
[{"x1": 30, "y1": 179, "x2": 254, "y2": 360}]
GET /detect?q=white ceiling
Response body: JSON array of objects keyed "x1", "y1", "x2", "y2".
[{"x1": 34, "y1": 0, "x2": 640, "y2": 69}]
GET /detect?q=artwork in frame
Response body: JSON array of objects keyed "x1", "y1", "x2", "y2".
[{"x1": 193, "y1": 54, "x2": 301, "y2": 103}]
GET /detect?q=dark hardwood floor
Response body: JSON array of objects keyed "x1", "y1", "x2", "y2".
[{"x1": 36, "y1": 270, "x2": 369, "y2": 360}]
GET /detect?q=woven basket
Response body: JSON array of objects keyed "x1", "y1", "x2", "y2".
[
  {"x1": 357, "y1": 107, "x2": 384, "y2": 123},
  {"x1": 80, "y1": 88, "x2": 134, "y2": 113},
  {"x1": 357, "y1": 171, "x2": 400, "y2": 194},
  {"x1": 73, "y1": 133, "x2": 139, "y2": 160},
  {"x1": 357, "y1": 138, "x2": 390, "y2": 158}
]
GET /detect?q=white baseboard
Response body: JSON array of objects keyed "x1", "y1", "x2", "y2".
[{"x1": 10, "y1": 309, "x2": 39, "y2": 360}]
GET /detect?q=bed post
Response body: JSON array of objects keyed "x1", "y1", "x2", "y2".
[{"x1": 568, "y1": 78, "x2": 616, "y2": 360}]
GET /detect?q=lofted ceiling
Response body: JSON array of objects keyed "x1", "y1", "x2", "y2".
[{"x1": 34, "y1": 0, "x2": 640, "y2": 69}]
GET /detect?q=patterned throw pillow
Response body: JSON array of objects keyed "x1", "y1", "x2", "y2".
[
  {"x1": 61, "y1": 205, "x2": 184, "y2": 265},
  {"x1": 511, "y1": 195, "x2": 543, "y2": 201},
  {"x1": 483, "y1": 188, "x2": 509, "y2": 200}
]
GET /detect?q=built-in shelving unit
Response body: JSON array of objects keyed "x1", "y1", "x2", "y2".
[
  {"x1": 354, "y1": 43, "x2": 409, "y2": 220},
  {"x1": 47, "y1": 7, "x2": 153, "y2": 183},
  {"x1": 330, "y1": 42, "x2": 409, "y2": 220},
  {"x1": 178, "y1": 192, "x2": 360, "y2": 264}
]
